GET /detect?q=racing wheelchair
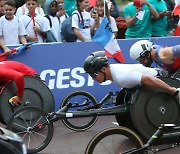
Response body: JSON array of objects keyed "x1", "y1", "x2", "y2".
[
  {"x1": 6, "y1": 72, "x2": 180, "y2": 153},
  {"x1": 0, "y1": 43, "x2": 55, "y2": 124}
]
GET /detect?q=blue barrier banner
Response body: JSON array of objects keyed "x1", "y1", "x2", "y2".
[{"x1": 5, "y1": 37, "x2": 180, "y2": 111}]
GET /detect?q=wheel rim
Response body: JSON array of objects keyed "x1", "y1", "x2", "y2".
[
  {"x1": 61, "y1": 91, "x2": 98, "y2": 131},
  {"x1": 86, "y1": 127, "x2": 143, "y2": 154},
  {"x1": 145, "y1": 92, "x2": 179, "y2": 128},
  {"x1": 7, "y1": 107, "x2": 53, "y2": 154}
]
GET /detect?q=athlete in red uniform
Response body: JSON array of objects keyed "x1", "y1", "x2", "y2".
[{"x1": 0, "y1": 61, "x2": 37, "y2": 106}]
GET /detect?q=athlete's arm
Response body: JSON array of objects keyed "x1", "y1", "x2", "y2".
[
  {"x1": 0, "y1": 68, "x2": 24, "y2": 98},
  {"x1": 140, "y1": 74, "x2": 176, "y2": 94},
  {"x1": 159, "y1": 45, "x2": 180, "y2": 64}
]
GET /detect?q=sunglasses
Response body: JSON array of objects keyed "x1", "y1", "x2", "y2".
[{"x1": 89, "y1": 72, "x2": 98, "y2": 78}]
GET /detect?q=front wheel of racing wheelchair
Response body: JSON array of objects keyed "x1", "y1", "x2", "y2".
[{"x1": 6, "y1": 106, "x2": 53, "y2": 154}]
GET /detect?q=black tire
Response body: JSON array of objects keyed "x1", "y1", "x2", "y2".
[
  {"x1": 7, "y1": 106, "x2": 54, "y2": 154},
  {"x1": 130, "y1": 76, "x2": 180, "y2": 140},
  {"x1": 115, "y1": 89, "x2": 132, "y2": 128},
  {"x1": 61, "y1": 90, "x2": 98, "y2": 131},
  {"x1": 0, "y1": 76, "x2": 55, "y2": 124},
  {"x1": 85, "y1": 127, "x2": 144, "y2": 154}
]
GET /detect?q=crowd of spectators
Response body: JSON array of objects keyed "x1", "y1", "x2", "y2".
[{"x1": 0, "y1": 0, "x2": 178, "y2": 50}]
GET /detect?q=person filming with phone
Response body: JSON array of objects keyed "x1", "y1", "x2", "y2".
[
  {"x1": 124, "y1": 0, "x2": 159, "y2": 38},
  {"x1": 57, "y1": 0, "x2": 68, "y2": 20},
  {"x1": 148, "y1": 0, "x2": 171, "y2": 37}
]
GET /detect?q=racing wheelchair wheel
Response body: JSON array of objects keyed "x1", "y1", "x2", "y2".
[
  {"x1": 0, "y1": 76, "x2": 55, "y2": 124},
  {"x1": 85, "y1": 127, "x2": 144, "y2": 154},
  {"x1": 130, "y1": 76, "x2": 180, "y2": 140},
  {"x1": 61, "y1": 90, "x2": 99, "y2": 131},
  {"x1": 115, "y1": 88, "x2": 137, "y2": 130},
  {"x1": 7, "y1": 106, "x2": 54, "y2": 154}
]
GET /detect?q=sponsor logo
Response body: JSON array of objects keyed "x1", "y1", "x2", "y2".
[{"x1": 40, "y1": 67, "x2": 112, "y2": 89}]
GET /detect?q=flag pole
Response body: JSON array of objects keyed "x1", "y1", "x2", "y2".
[{"x1": 104, "y1": 0, "x2": 105, "y2": 17}]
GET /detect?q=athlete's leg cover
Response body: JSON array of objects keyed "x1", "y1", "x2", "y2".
[{"x1": 172, "y1": 45, "x2": 180, "y2": 57}]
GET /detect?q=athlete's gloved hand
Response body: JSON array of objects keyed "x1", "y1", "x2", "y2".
[
  {"x1": 175, "y1": 88, "x2": 180, "y2": 104},
  {"x1": 9, "y1": 96, "x2": 22, "y2": 106}
]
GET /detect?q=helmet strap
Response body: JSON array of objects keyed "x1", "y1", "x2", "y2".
[
  {"x1": 100, "y1": 70, "x2": 106, "y2": 82},
  {"x1": 144, "y1": 52, "x2": 153, "y2": 67}
]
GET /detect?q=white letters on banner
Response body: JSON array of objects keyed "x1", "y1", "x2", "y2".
[{"x1": 40, "y1": 67, "x2": 112, "y2": 89}]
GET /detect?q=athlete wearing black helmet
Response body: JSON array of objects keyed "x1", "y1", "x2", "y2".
[
  {"x1": 84, "y1": 51, "x2": 108, "y2": 82},
  {"x1": 84, "y1": 51, "x2": 180, "y2": 102}
]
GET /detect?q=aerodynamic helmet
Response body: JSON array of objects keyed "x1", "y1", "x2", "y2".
[
  {"x1": 84, "y1": 51, "x2": 108, "y2": 74},
  {"x1": 129, "y1": 40, "x2": 153, "y2": 61}
]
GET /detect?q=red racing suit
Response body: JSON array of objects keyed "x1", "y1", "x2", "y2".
[{"x1": 0, "y1": 61, "x2": 37, "y2": 98}]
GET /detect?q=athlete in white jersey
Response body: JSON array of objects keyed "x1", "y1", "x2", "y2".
[{"x1": 84, "y1": 51, "x2": 180, "y2": 102}]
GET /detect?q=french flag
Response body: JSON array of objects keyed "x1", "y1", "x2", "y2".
[
  {"x1": 174, "y1": 0, "x2": 180, "y2": 16},
  {"x1": 93, "y1": 17, "x2": 125, "y2": 63},
  {"x1": 174, "y1": 18, "x2": 180, "y2": 36}
]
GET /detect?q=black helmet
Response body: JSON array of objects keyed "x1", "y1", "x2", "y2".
[
  {"x1": 84, "y1": 51, "x2": 108, "y2": 74},
  {"x1": 0, "y1": 127, "x2": 26, "y2": 154}
]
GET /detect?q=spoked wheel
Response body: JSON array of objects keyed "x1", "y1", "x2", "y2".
[
  {"x1": 85, "y1": 127, "x2": 144, "y2": 154},
  {"x1": 7, "y1": 107, "x2": 54, "y2": 154},
  {"x1": 61, "y1": 90, "x2": 98, "y2": 131},
  {"x1": 0, "y1": 76, "x2": 55, "y2": 124}
]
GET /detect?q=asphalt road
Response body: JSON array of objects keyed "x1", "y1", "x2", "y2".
[{"x1": 1, "y1": 115, "x2": 180, "y2": 154}]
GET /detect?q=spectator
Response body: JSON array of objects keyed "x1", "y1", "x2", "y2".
[
  {"x1": 14, "y1": 0, "x2": 25, "y2": 8},
  {"x1": 124, "y1": 0, "x2": 159, "y2": 38},
  {"x1": 164, "y1": 0, "x2": 179, "y2": 35},
  {"x1": 148, "y1": 0, "x2": 170, "y2": 37},
  {"x1": 84, "y1": 51, "x2": 180, "y2": 103},
  {"x1": 0, "y1": 60, "x2": 38, "y2": 106},
  {"x1": 110, "y1": 0, "x2": 120, "y2": 18},
  {"x1": 91, "y1": 0, "x2": 118, "y2": 37},
  {"x1": 57, "y1": 0, "x2": 68, "y2": 41},
  {"x1": 129, "y1": 40, "x2": 180, "y2": 74},
  {"x1": 16, "y1": 0, "x2": 45, "y2": 17},
  {"x1": 72, "y1": 0, "x2": 92, "y2": 42},
  {"x1": 44, "y1": 0, "x2": 62, "y2": 42},
  {"x1": 0, "y1": 0, "x2": 27, "y2": 50},
  {"x1": 19, "y1": 0, "x2": 50, "y2": 43},
  {"x1": 57, "y1": 0, "x2": 68, "y2": 20},
  {"x1": 64, "y1": 0, "x2": 76, "y2": 16},
  {"x1": 0, "y1": 0, "x2": 5, "y2": 17}
]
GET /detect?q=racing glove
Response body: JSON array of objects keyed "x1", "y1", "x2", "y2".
[{"x1": 9, "y1": 96, "x2": 22, "y2": 106}]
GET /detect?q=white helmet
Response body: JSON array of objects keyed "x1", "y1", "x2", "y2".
[{"x1": 129, "y1": 40, "x2": 153, "y2": 61}]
